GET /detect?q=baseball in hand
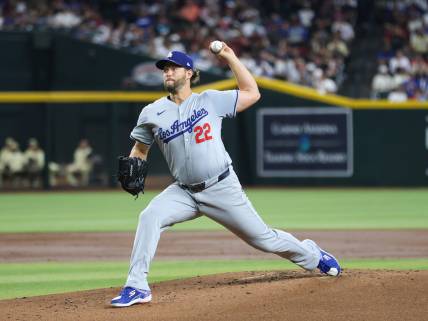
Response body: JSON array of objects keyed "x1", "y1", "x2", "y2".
[{"x1": 209, "y1": 41, "x2": 223, "y2": 54}]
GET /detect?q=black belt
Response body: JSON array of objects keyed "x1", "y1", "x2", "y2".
[{"x1": 180, "y1": 168, "x2": 230, "y2": 193}]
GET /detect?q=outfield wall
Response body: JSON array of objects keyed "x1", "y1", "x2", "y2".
[
  {"x1": 0, "y1": 32, "x2": 427, "y2": 187},
  {"x1": 242, "y1": 90, "x2": 428, "y2": 186},
  {"x1": 1, "y1": 90, "x2": 427, "y2": 187}
]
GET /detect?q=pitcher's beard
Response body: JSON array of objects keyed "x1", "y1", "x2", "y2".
[{"x1": 164, "y1": 78, "x2": 186, "y2": 93}]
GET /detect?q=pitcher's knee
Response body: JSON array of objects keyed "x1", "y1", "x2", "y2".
[{"x1": 138, "y1": 208, "x2": 160, "y2": 227}]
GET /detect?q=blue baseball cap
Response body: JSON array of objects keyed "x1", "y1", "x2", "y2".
[{"x1": 155, "y1": 51, "x2": 194, "y2": 70}]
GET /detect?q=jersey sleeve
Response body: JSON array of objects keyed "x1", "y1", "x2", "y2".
[
  {"x1": 204, "y1": 89, "x2": 239, "y2": 118},
  {"x1": 130, "y1": 106, "x2": 154, "y2": 145}
]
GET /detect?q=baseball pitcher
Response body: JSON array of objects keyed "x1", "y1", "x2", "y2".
[{"x1": 112, "y1": 42, "x2": 341, "y2": 307}]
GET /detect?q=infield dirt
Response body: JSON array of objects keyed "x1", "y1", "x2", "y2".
[
  {"x1": 1, "y1": 230, "x2": 428, "y2": 321},
  {"x1": 1, "y1": 230, "x2": 428, "y2": 262},
  {"x1": 1, "y1": 270, "x2": 428, "y2": 321}
]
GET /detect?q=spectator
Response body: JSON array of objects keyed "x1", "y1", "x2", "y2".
[
  {"x1": 298, "y1": 1, "x2": 315, "y2": 27},
  {"x1": 313, "y1": 68, "x2": 338, "y2": 94},
  {"x1": 392, "y1": 67, "x2": 411, "y2": 89},
  {"x1": 240, "y1": 52, "x2": 259, "y2": 75},
  {"x1": 377, "y1": 41, "x2": 395, "y2": 63},
  {"x1": 274, "y1": 57, "x2": 299, "y2": 82},
  {"x1": 310, "y1": 29, "x2": 329, "y2": 56},
  {"x1": 410, "y1": 27, "x2": 428, "y2": 54},
  {"x1": 48, "y1": 8, "x2": 81, "y2": 29},
  {"x1": 48, "y1": 161, "x2": 62, "y2": 187},
  {"x1": 0, "y1": 138, "x2": 25, "y2": 188},
  {"x1": 240, "y1": 7, "x2": 266, "y2": 38},
  {"x1": 93, "y1": 21, "x2": 112, "y2": 44},
  {"x1": 327, "y1": 32, "x2": 349, "y2": 58},
  {"x1": 152, "y1": 34, "x2": 185, "y2": 58},
  {"x1": 411, "y1": 54, "x2": 428, "y2": 75},
  {"x1": 331, "y1": 15, "x2": 355, "y2": 43},
  {"x1": 405, "y1": 69, "x2": 428, "y2": 100},
  {"x1": 388, "y1": 84, "x2": 408, "y2": 102},
  {"x1": 389, "y1": 50, "x2": 412, "y2": 73},
  {"x1": 287, "y1": 14, "x2": 309, "y2": 45},
  {"x1": 110, "y1": 20, "x2": 127, "y2": 47},
  {"x1": 407, "y1": 6, "x2": 424, "y2": 33},
  {"x1": 383, "y1": 12, "x2": 408, "y2": 50},
  {"x1": 23, "y1": 138, "x2": 45, "y2": 188},
  {"x1": 66, "y1": 139, "x2": 93, "y2": 187},
  {"x1": 371, "y1": 64, "x2": 395, "y2": 99},
  {"x1": 178, "y1": 0, "x2": 201, "y2": 24}
]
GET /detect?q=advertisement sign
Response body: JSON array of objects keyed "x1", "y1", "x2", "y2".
[{"x1": 257, "y1": 108, "x2": 353, "y2": 177}]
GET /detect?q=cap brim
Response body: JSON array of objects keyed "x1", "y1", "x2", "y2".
[
  {"x1": 155, "y1": 59, "x2": 180, "y2": 70},
  {"x1": 155, "y1": 59, "x2": 193, "y2": 70},
  {"x1": 155, "y1": 59, "x2": 169, "y2": 70}
]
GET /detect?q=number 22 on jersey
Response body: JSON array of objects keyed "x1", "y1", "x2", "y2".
[{"x1": 194, "y1": 123, "x2": 213, "y2": 144}]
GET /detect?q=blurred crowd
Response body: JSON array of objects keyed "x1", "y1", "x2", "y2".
[
  {"x1": 0, "y1": 137, "x2": 98, "y2": 189},
  {"x1": 372, "y1": 1, "x2": 428, "y2": 101},
  {"x1": 0, "y1": 0, "x2": 359, "y2": 94}
]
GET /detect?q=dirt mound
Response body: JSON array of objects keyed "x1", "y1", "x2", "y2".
[{"x1": 1, "y1": 270, "x2": 427, "y2": 321}]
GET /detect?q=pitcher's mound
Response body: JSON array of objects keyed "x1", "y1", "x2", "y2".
[{"x1": 1, "y1": 270, "x2": 427, "y2": 321}]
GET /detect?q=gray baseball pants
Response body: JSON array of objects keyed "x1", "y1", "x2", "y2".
[{"x1": 125, "y1": 167, "x2": 321, "y2": 291}]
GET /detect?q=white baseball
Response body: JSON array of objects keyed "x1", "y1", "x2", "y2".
[{"x1": 210, "y1": 41, "x2": 223, "y2": 54}]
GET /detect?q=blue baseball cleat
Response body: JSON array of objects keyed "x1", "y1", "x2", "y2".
[
  {"x1": 317, "y1": 247, "x2": 341, "y2": 276},
  {"x1": 304, "y1": 239, "x2": 341, "y2": 276},
  {"x1": 111, "y1": 287, "x2": 152, "y2": 307}
]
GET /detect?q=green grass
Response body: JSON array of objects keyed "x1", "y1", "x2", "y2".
[
  {"x1": 1, "y1": 258, "x2": 427, "y2": 300},
  {"x1": 0, "y1": 189, "x2": 427, "y2": 232},
  {"x1": 1, "y1": 190, "x2": 426, "y2": 301}
]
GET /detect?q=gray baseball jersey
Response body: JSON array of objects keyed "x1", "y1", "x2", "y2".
[
  {"x1": 124, "y1": 89, "x2": 322, "y2": 293},
  {"x1": 130, "y1": 89, "x2": 238, "y2": 185}
]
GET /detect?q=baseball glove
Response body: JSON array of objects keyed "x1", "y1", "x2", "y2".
[{"x1": 117, "y1": 156, "x2": 149, "y2": 197}]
